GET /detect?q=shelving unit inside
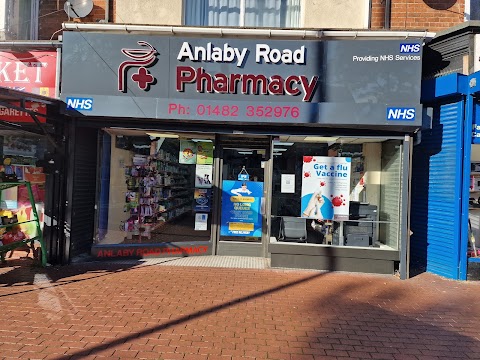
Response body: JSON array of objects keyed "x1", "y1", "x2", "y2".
[
  {"x1": 117, "y1": 134, "x2": 215, "y2": 243},
  {"x1": 95, "y1": 130, "x2": 215, "y2": 247},
  {"x1": 123, "y1": 153, "x2": 193, "y2": 239}
]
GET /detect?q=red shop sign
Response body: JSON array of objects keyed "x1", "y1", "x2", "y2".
[
  {"x1": 0, "y1": 102, "x2": 47, "y2": 123},
  {"x1": 0, "y1": 50, "x2": 57, "y2": 97}
]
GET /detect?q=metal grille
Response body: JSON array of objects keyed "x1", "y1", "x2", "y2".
[{"x1": 70, "y1": 128, "x2": 99, "y2": 258}]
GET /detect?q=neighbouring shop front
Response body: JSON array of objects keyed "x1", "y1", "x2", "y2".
[
  {"x1": 410, "y1": 24, "x2": 480, "y2": 281},
  {"x1": 411, "y1": 71, "x2": 480, "y2": 281},
  {"x1": 0, "y1": 45, "x2": 68, "y2": 265},
  {"x1": 60, "y1": 28, "x2": 428, "y2": 276}
]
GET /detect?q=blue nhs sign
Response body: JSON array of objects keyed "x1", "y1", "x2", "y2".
[
  {"x1": 386, "y1": 107, "x2": 416, "y2": 121},
  {"x1": 66, "y1": 97, "x2": 93, "y2": 111},
  {"x1": 399, "y1": 43, "x2": 421, "y2": 53}
]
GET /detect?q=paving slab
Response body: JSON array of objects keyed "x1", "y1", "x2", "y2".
[{"x1": 1, "y1": 255, "x2": 480, "y2": 360}]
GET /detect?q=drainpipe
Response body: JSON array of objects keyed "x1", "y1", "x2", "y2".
[
  {"x1": 385, "y1": 0, "x2": 391, "y2": 29},
  {"x1": 105, "y1": 0, "x2": 109, "y2": 22}
]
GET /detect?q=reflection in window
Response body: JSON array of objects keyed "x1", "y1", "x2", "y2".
[{"x1": 184, "y1": 0, "x2": 301, "y2": 27}]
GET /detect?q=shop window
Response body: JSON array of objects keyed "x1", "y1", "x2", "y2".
[
  {"x1": 0, "y1": 133, "x2": 47, "y2": 241},
  {"x1": 468, "y1": 0, "x2": 480, "y2": 21},
  {"x1": 96, "y1": 130, "x2": 215, "y2": 247},
  {"x1": 5, "y1": 0, "x2": 39, "y2": 40},
  {"x1": 184, "y1": 0, "x2": 301, "y2": 28},
  {"x1": 270, "y1": 137, "x2": 403, "y2": 250}
]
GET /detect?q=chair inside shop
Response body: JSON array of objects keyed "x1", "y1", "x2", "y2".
[{"x1": 278, "y1": 216, "x2": 307, "y2": 242}]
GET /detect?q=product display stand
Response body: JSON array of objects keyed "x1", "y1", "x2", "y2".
[
  {"x1": 123, "y1": 151, "x2": 192, "y2": 242},
  {"x1": 0, "y1": 181, "x2": 46, "y2": 266}
]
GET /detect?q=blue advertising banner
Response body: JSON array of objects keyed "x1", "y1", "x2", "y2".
[{"x1": 220, "y1": 180, "x2": 263, "y2": 237}]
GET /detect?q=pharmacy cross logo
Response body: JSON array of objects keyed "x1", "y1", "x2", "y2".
[
  {"x1": 131, "y1": 67, "x2": 154, "y2": 90},
  {"x1": 118, "y1": 41, "x2": 158, "y2": 92}
]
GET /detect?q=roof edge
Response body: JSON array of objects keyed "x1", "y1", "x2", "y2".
[
  {"x1": 62, "y1": 23, "x2": 436, "y2": 40},
  {"x1": 0, "y1": 40, "x2": 61, "y2": 50}
]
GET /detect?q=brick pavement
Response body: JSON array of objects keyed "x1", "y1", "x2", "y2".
[{"x1": 1, "y1": 256, "x2": 480, "y2": 360}]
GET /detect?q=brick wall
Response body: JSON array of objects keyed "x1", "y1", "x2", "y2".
[
  {"x1": 38, "y1": 0, "x2": 111, "y2": 40},
  {"x1": 371, "y1": 0, "x2": 386, "y2": 29},
  {"x1": 39, "y1": 0, "x2": 463, "y2": 39},
  {"x1": 371, "y1": 0, "x2": 464, "y2": 32}
]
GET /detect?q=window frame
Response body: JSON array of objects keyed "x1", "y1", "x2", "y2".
[
  {"x1": 182, "y1": 0, "x2": 303, "y2": 28},
  {"x1": 5, "y1": 0, "x2": 39, "y2": 40}
]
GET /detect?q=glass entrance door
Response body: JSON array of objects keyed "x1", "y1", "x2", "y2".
[{"x1": 215, "y1": 136, "x2": 271, "y2": 256}]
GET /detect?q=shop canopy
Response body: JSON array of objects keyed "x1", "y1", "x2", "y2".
[{"x1": 0, "y1": 86, "x2": 68, "y2": 149}]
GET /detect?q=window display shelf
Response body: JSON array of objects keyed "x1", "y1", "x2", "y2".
[
  {"x1": 0, "y1": 219, "x2": 38, "y2": 228},
  {"x1": 153, "y1": 184, "x2": 189, "y2": 188},
  {"x1": 156, "y1": 171, "x2": 190, "y2": 176},
  {"x1": 153, "y1": 158, "x2": 184, "y2": 165},
  {"x1": 158, "y1": 193, "x2": 190, "y2": 201},
  {"x1": 158, "y1": 202, "x2": 191, "y2": 213},
  {"x1": 120, "y1": 145, "x2": 197, "y2": 240},
  {"x1": 151, "y1": 211, "x2": 190, "y2": 231},
  {"x1": 0, "y1": 182, "x2": 25, "y2": 191}
]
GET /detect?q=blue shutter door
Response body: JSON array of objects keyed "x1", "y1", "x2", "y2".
[{"x1": 410, "y1": 101, "x2": 464, "y2": 279}]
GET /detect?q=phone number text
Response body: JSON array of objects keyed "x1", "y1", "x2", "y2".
[{"x1": 168, "y1": 103, "x2": 300, "y2": 119}]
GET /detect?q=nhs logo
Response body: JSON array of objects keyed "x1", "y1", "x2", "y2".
[
  {"x1": 387, "y1": 107, "x2": 416, "y2": 121},
  {"x1": 66, "y1": 97, "x2": 93, "y2": 111},
  {"x1": 399, "y1": 43, "x2": 421, "y2": 53}
]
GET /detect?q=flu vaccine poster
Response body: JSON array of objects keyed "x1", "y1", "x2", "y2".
[{"x1": 301, "y1": 156, "x2": 351, "y2": 221}]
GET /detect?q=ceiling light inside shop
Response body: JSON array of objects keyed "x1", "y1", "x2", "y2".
[
  {"x1": 273, "y1": 148, "x2": 288, "y2": 152},
  {"x1": 191, "y1": 139, "x2": 213, "y2": 142},
  {"x1": 303, "y1": 136, "x2": 338, "y2": 142},
  {"x1": 145, "y1": 132, "x2": 179, "y2": 139},
  {"x1": 238, "y1": 151, "x2": 253, "y2": 155},
  {"x1": 273, "y1": 152, "x2": 283, "y2": 156},
  {"x1": 273, "y1": 142, "x2": 294, "y2": 146}
]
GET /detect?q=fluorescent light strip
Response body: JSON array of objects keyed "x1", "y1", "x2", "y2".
[
  {"x1": 273, "y1": 142, "x2": 294, "y2": 146},
  {"x1": 146, "y1": 132, "x2": 179, "y2": 139},
  {"x1": 303, "y1": 136, "x2": 338, "y2": 142}
]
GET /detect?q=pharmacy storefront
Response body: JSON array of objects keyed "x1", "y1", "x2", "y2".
[{"x1": 60, "y1": 28, "x2": 427, "y2": 276}]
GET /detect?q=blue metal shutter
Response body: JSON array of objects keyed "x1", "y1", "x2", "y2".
[{"x1": 410, "y1": 101, "x2": 464, "y2": 279}]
